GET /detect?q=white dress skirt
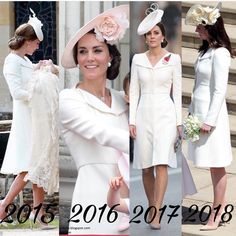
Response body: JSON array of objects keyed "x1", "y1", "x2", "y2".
[
  {"x1": 24, "y1": 66, "x2": 59, "y2": 195},
  {"x1": 188, "y1": 48, "x2": 232, "y2": 167},
  {"x1": 129, "y1": 52, "x2": 182, "y2": 169}
]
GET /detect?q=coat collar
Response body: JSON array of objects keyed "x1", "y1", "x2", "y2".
[
  {"x1": 9, "y1": 53, "x2": 33, "y2": 69},
  {"x1": 198, "y1": 48, "x2": 214, "y2": 60},
  {"x1": 75, "y1": 87, "x2": 128, "y2": 115},
  {"x1": 134, "y1": 52, "x2": 172, "y2": 69}
]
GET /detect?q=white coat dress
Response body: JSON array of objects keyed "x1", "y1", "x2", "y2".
[
  {"x1": 130, "y1": 52, "x2": 182, "y2": 169},
  {"x1": 1, "y1": 53, "x2": 33, "y2": 175},
  {"x1": 188, "y1": 47, "x2": 232, "y2": 167},
  {"x1": 59, "y1": 88, "x2": 129, "y2": 235}
]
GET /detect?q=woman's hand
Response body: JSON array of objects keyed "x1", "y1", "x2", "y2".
[
  {"x1": 34, "y1": 60, "x2": 44, "y2": 70},
  {"x1": 200, "y1": 123, "x2": 212, "y2": 134},
  {"x1": 129, "y1": 125, "x2": 136, "y2": 139},
  {"x1": 177, "y1": 125, "x2": 183, "y2": 139}
]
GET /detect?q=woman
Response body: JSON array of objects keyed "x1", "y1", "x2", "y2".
[
  {"x1": 59, "y1": 5, "x2": 129, "y2": 235},
  {"x1": 185, "y1": 2, "x2": 234, "y2": 231},
  {"x1": 0, "y1": 10, "x2": 58, "y2": 228},
  {"x1": 129, "y1": 4, "x2": 182, "y2": 229}
]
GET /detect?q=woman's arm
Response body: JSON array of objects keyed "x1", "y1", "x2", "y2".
[
  {"x1": 3, "y1": 59, "x2": 29, "y2": 101},
  {"x1": 59, "y1": 90, "x2": 129, "y2": 154},
  {"x1": 129, "y1": 55, "x2": 140, "y2": 126},
  {"x1": 172, "y1": 54, "x2": 182, "y2": 126},
  {"x1": 204, "y1": 48, "x2": 231, "y2": 126}
]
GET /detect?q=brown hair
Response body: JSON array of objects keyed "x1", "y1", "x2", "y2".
[
  {"x1": 144, "y1": 22, "x2": 168, "y2": 48},
  {"x1": 199, "y1": 17, "x2": 236, "y2": 58},
  {"x1": 8, "y1": 23, "x2": 38, "y2": 50},
  {"x1": 73, "y1": 30, "x2": 121, "y2": 80},
  {"x1": 123, "y1": 72, "x2": 130, "y2": 95}
]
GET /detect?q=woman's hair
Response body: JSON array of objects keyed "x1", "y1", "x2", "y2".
[
  {"x1": 123, "y1": 72, "x2": 130, "y2": 95},
  {"x1": 8, "y1": 23, "x2": 38, "y2": 50},
  {"x1": 199, "y1": 16, "x2": 236, "y2": 58},
  {"x1": 73, "y1": 30, "x2": 121, "y2": 80},
  {"x1": 144, "y1": 22, "x2": 168, "y2": 48}
]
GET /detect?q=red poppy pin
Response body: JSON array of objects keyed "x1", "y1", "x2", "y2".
[{"x1": 163, "y1": 54, "x2": 171, "y2": 65}]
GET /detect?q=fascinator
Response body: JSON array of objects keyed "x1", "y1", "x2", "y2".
[
  {"x1": 185, "y1": 2, "x2": 221, "y2": 26},
  {"x1": 61, "y1": 5, "x2": 129, "y2": 69},
  {"x1": 27, "y1": 8, "x2": 44, "y2": 41},
  {"x1": 137, "y1": 3, "x2": 164, "y2": 35}
]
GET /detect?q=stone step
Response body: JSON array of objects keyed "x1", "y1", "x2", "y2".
[
  {"x1": 181, "y1": 18, "x2": 236, "y2": 49},
  {"x1": 182, "y1": 1, "x2": 236, "y2": 25},
  {"x1": 59, "y1": 154, "x2": 77, "y2": 178},
  {"x1": 182, "y1": 107, "x2": 236, "y2": 147},
  {"x1": 182, "y1": 77, "x2": 236, "y2": 115},
  {"x1": 182, "y1": 47, "x2": 236, "y2": 84}
]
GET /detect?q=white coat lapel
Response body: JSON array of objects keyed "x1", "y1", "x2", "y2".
[
  {"x1": 77, "y1": 88, "x2": 128, "y2": 115},
  {"x1": 134, "y1": 53, "x2": 153, "y2": 69},
  {"x1": 11, "y1": 53, "x2": 33, "y2": 69}
]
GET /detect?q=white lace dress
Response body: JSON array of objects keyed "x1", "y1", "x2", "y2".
[{"x1": 24, "y1": 66, "x2": 59, "y2": 195}]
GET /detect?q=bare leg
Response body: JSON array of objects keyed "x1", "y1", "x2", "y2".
[
  {"x1": 152, "y1": 165, "x2": 168, "y2": 226},
  {"x1": 32, "y1": 184, "x2": 45, "y2": 217},
  {"x1": 211, "y1": 167, "x2": 227, "y2": 209},
  {"x1": 142, "y1": 167, "x2": 155, "y2": 209},
  {"x1": 0, "y1": 172, "x2": 28, "y2": 219},
  {"x1": 201, "y1": 167, "x2": 227, "y2": 230}
]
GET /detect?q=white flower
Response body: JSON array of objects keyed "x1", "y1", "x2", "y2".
[
  {"x1": 183, "y1": 115, "x2": 201, "y2": 142},
  {"x1": 186, "y1": 4, "x2": 221, "y2": 26}
]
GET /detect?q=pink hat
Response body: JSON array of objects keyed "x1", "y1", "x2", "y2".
[{"x1": 61, "y1": 5, "x2": 129, "y2": 69}]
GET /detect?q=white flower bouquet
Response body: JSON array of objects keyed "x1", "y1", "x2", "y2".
[{"x1": 183, "y1": 115, "x2": 201, "y2": 142}]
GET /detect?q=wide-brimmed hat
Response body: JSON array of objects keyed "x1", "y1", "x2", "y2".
[
  {"x1": 28, "y1": 8, "x2": 43, "y2": 41},
  {"x1": 61, "y1": 5, "x2": 129, "y2": 69},
  {"x1": 185, "y1": 2, "x2": 221, "y2": 26},
  {"x1": 137, "y1": 3, "x2": 164, "y2": 35}
]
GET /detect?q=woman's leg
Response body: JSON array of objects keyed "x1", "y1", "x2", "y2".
[
  {"x1": 152, "y1": 165, "x2": 168, "y2": 226},
  {"x1": 32, "y1": 184, "x2": 45, "y2": 216},
  {"x1": 0, "y1": 172, "x2": 28, "y2": 219},
  {"x1": 203, "y1": 167, "x2": 227, "y2": 227},
  {"x1": 142, "y1": 166, "x2": 155, "y2": 208},
  {"x1": 200, "y1": 167, "x2": 227, "y2": 231}
]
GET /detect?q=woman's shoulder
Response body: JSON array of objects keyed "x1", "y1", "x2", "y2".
[
  {"x1": 4, "y1": 53, "x2": 32, "y2": 68},
  {"x1": 59, "y1": 88, "x2": 82, "y2": 100},
  {"x1": 214, "y1": 47, "x2": 230, "y2": 57},
  {"x1": 4, "y1": 53, "x2": 19, "y2": 64},
  {"x1": 132, "y1": 53, "x2": 146, "y2": 61},
  {"x1": 169, "y1": 52, "x2": 181, "y2": 61}
]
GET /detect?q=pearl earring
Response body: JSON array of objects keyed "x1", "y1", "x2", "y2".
[
  {"x1": 108, "y1": 62, "x2": 111, "y2": 67},
  {"x1": 77, "y1": 64, "x2": 80, "y2": 69}
]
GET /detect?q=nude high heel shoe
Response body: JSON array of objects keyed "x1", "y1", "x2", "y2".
[
  {"x1": 200, "y1": 211, "x2": 225, "y2": 231},
  {"x1": 149, "y1": 211, "x2": 161, "y2": 230},
  {"x1": 0, "y1": 200, "x2": 8, "y2": 227}
]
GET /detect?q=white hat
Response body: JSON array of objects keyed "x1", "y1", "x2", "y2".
[
  {"x1": 185, "y1": 2, "x2": 221, "y2": 26},
  {"x1": 28, "y1": 8, "x2": 44, "y2": 41},
  {"x1": 137, "y1": 3, "x2": 164, "y2": 35},
  {"x1": 61, "y1": 5, "x2": 129, "y2": 69}
]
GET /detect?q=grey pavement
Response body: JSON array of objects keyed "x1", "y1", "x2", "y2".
[
  {"x1": 130, "y1": 156, "x2": 182, "y2": 236},
  {"x1": 182, "y1": 142, "x2": 236, "y2": 236}
]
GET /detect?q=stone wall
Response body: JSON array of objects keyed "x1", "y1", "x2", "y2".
[{"x1": 0, "y1": 2, "x2": 14, "y2": 113}]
